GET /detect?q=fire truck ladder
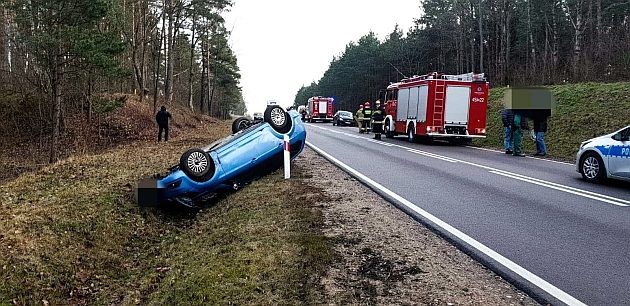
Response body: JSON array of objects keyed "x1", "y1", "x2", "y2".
[{"x1": 432, "y1": 80, "x2": 446, "y2": 129}]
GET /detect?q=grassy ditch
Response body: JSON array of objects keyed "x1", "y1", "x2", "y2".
[
  {"x1": 475, "y1": 82, "x2": 630, "y2": 161},
  {"x1": 0, "y1": 124, "x2": 333, "y2": 305}
]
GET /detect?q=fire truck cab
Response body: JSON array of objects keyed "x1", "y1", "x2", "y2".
[
  {"x1": 306, "y1": 96, "x2": 334, "y2": 123},
  {"x1": 383, "y1": 72, "x2": 488, "y2": 143}
]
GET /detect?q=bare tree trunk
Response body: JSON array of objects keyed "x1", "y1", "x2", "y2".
[
  {"x1": 188, "y1": 15, "x2": 196, "y2": 111},
  {"x1": 596, "y1": 0, "x2": 601, "y2": 58},
  {"x1": 478, "y1": 0, "x2": 484, "y2": 73},
  {"x1": 49, "y1": 50, "x2": 62, "y2": 163},
  {"x1": 153, "y1": 0, "x2": 167, "y2": 113},
  {"x1": 552, "y1": 0, "x2": 559, "y2": 80},
  {"x1": 564, "y1": 0, "x2": 584, "y2": 78},
  {"x1": 468, "y1": 2, "x2": 475, "y2": 73},
  {"x1": 200, "y1": 29, "x2": 208, "y2": 113},
  {"x1": 164, "y1": 0, "x2": 174, "y2": 103},
  {"x1": 527, "y1": 0, "x2": 536, "y2": 80}
]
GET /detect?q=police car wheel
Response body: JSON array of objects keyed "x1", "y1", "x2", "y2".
[{"x1": 580, "y1": 152, "x2": 606, "y2": 183}]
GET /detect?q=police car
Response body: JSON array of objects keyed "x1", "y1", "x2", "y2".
[{"x1": 576, "y1": 125, "x2": 630, "y2": 183}]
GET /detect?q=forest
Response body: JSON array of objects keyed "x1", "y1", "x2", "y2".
[
  {"x1": 0, "y1": 0, "x2": 244, "y2": 162},
  {"x1": 294, "y1": 0, "x2": 630, "y2": 111}
]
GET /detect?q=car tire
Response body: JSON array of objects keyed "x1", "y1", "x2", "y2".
[
  {"x1": 407, "y1": 124, "x2": 415, "y2": 143},
  {"x1": 580, "y1": 152, "x2": 607, "y2": 183},
  {"x1": 333, "y1": 120, "x2": 336, "y2": 126},
  {"x1": 264, "y1": 106, "x2": 292, "y2": 134},
  {"x1": 179, "y1": 149, "x2": 215, "y2": 182},
  {"x1": 231, "y1": 117, "x2": 251, "y2": 134},
  {"x1": 385, "y1": 119, "x2": 394, "y2": 138}
]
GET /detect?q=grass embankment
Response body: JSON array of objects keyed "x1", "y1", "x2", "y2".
[
  {"x1": 0, "y1": 94, "x2": 216, "y2": 184},
  {"x1": 0, "y1": 123, "x2": 332, "y2": 305},
  {"x1": 475, "y1": 82, "x2": 630, "y2": 160}
]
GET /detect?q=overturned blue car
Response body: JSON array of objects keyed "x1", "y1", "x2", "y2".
[{"x1": 137, "y1": 105, "x2": 306, "y2": 208}]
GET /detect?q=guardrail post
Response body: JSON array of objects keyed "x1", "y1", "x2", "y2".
[{"x1": 283, "y1": 134, "x2": 290, "y2": 179}]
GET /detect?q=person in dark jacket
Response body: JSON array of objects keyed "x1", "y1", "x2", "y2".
[
  {"x1": 533, "y1": 116, "x2": 548, "y2": 156},
  {"x1": 501, "y1": 108, "x2": 514, "y2": 154},
  {"x1": 156, "y1": 106, "x2": 172, "y2": 142},
  {"x1": 371, "y1": 100, "x2": 385, "y2": 139}
]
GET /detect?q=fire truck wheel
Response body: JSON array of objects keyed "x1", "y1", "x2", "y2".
[
  {"x1": 384, "y1": 119, "x2": 394, "y2": 138},
  {"x1": 407, "y1": 125, "x2": 415, "y2": 143},
  {"x1": 264, "y1": 105, "x2": 292, "y2": 134}
]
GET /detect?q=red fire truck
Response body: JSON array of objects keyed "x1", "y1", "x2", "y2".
[
  {"x1": 306, "y1": 96, "x2": 334, "y2": 123},
  {"x1": 382, "y1": 72, "x2": 488, "y2": 143}
]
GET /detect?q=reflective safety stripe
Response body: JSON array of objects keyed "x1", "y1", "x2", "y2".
[{"x1": 596, "y1": 145, "x2": 630, "y2": 158}]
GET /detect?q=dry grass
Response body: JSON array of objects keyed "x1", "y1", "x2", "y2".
[
  {"x1": 0, "y1": 94, "x2": 220, "y2": 184},
  {"x1": 0, "y1": 120, "x2": 332, "y2": 305}
]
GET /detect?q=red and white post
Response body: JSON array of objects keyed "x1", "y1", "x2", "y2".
[{"x1": 283, "y1": 134, "x2": 290, "y2": 179}]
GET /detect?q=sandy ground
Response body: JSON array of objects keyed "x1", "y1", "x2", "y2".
[{"x1": 296, "y1": 148, "x2": 540, "y2": 306}]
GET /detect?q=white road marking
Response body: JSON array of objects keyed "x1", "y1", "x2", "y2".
[
  {"x1": 465, "y1": 146, "x2": 574, "y2": 165},
  {"x1": 306, "y1": 141, "x2": 587, "y2": 306},
  {"x1": 307, "y1": 124, "x2": 630, "y2": 207},
  {"x1": 407, "y1": 149, "x2": 459, "y2": 163},
  {"x1": 490, "y1": 171, "x2": 629, "y2": 207}
]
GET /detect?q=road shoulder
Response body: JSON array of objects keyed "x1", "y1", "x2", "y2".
[{"x1": 297, "y1": 148, "x2": 538, "y2": 305}]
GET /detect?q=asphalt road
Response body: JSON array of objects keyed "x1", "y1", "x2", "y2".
[{"x1": 305, "y1": 123, "x2": 630, "y2": 306}]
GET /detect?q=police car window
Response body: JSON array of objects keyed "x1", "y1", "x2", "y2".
[{"x1": 622, "y1": 127, "x2": 630, "y2": 138}]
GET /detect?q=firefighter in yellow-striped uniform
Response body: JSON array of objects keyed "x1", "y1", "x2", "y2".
[
  {"x1": 361, "y1": 102, "x2": 372, "y2": 133},
  {"x1": 371, "y1": 100, "x2": 385, "y2": 140},
  {"x1": 356, "y1": 104, "x2": 364, "y2": 133}
]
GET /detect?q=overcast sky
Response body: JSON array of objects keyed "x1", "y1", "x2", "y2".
[{"x1": 224, "y1": 0, "x2": 422, "y2": 114}]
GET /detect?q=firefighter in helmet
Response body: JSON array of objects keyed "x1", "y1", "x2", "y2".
[
  {"x1": 372, "y1": 100, "x2": 385, "y2": 140},
  {"x1": 356, "y1": 104, "x2": 365, "y2": 133},
  {"x1": 362, "y1": 101, "x2": 372, "y2": 133}
]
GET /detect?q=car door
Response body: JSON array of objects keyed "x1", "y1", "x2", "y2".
[
  {"x1": 215, "y1": 126, "x2": 262, "y2": 179},
  {"x1": 608, "y1": 127, "x2": 630, "y2": 178}
]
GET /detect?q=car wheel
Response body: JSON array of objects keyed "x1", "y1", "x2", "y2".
[
  {"x1": 179, "y1": 149, "x2": 215, "y2": 182},
  {"x1": 231, "y1": 117, "x2": 251, "y2": 134},
  {"x1": 333, "y1": 120, "x2": 336, "y2": 126},
  {"x1": 385, "y1": 119, "x2": 394, "y2": 138},
  {"x1": 580, "y1": 152, "x2": 606, "y2": 183},
  {"x1": 264, "y1": 105, "x2": 292, "y2": 134},
  {"x1": 407, "y1": 124, "x2": 415, "y2": 143}
]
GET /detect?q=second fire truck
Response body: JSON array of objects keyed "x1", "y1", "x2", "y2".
[
  {"x1": 382, "y1": 72, "x2": 489, "y2": 143},
  {"x1": 306, "y1": 96, "x2": 334, "y2": 123}
]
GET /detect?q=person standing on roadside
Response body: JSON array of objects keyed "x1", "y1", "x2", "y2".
[
  {"x1": 533, "y1": 116, "x2": 548, "y2": 156},
  {"x1": 156, "y1": 105, "x2": 172, "y2": 142},
  {"x1": 362, "y1": 102, "x2": 373, "y2": 133},
  {"x1": 356, "y1": 104, "x2": 364, "y2": 133},
  {"x1": 372, "y1": 100, "x2": 385, "y2": 140},
  {"x1": 512, "y1": 112, "x2": 525, "y2": 157},
  {"x1": 501, "y1": 108, "x2": 514, "y2": 154}
]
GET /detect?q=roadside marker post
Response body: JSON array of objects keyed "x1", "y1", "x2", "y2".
[{"x1": 283, "y1": 134, "x2": 290, "y2": 179}]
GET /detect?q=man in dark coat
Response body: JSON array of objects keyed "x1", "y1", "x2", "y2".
[
  {"x1": 501, "y1": 108, "x2": 514, "y2": 154},
  {"x1": 156, "y1": 105, "x2": 172, "y2": 142}
]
